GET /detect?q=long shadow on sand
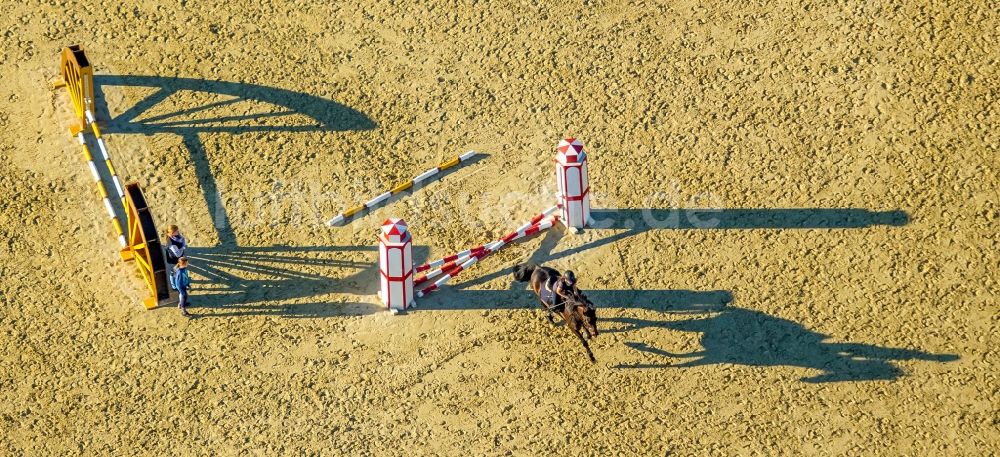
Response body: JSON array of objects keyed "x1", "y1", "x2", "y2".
[
  {"x1": 182, "y1": 244, "x2": 420, "y2": 318},
  {"x1": 604, "y1": 308, "x2": 958, "y2": 382},
  {"x1": 425, "y1": 208, "x2": 954, "y2": 382},
  {"x1": 93, "y1": 74, "x2": 377, "y2": 246},
  {"x1": 455, "y1": 207, "x2": 908, "y2": 289},
  {"x1": 413, "y1": 284, "x2": 956, "y2": 383},
  {"x1": 93, "y1": 75, "x2": 376, "y2": 135}
]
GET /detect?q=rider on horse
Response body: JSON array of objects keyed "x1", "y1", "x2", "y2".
[
  {"x1": 513, "y1": 263, "x2": 600, "y2": 362},
  {"x1": 539, "y1": 270, "x2": 578, "y2": 311}
]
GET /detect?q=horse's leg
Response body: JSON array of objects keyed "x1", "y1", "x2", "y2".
[
  {"x1": 539, "y1": 300, "x2": 557, "y2": 325},
  {"x1": 567, "y1": 318, "x2": 596, "y2": 363},
  {"x1": 546, "y1": 302, "x2": 563, "y2": 324}
]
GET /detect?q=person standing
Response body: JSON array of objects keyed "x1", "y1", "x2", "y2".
[
  {"x1": 165, "y1": 225, "x2": 187, "y2": 265},
  {"x1": 171, "y1": 257, "x2": 193, "y2": 317}
]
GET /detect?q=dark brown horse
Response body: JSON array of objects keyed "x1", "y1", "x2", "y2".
[{"x1": 513, "y1": 263, "x2": 599, "y2": 362}]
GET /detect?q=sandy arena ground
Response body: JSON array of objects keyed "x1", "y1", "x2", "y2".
[{"x1": 1, "y1": 0, "x2": 997, "y2": 454}]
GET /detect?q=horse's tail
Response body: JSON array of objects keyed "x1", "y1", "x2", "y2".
[{"x1": 512, "y1": 263, "x2": 536, "y2": 282}]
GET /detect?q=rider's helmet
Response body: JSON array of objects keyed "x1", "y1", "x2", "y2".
[{"x1": 562, "y1": 270, "x2": 577, "y2": 287}]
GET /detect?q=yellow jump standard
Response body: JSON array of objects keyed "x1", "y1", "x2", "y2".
[{"x1": 56, "y1": 45, "x2": 171, "y2": 309}]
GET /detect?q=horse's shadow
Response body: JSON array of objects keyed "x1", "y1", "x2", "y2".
[{"x1": 607, "y1": 307, "x2": 958, "y2": 382}]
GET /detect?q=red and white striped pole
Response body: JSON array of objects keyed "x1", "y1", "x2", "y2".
[
  {"x1": 416, "y1": 207, "x2": 560, "y2": 297},
  {"x1": 415, "y1": 217, "x2": 558, "y2": 285},
  {"x1": 415, "y1": 245, "x2": 488, "y2": 273},
  {"x1": 415, "y1": 204, "x2": 560, "y2": 273},
  {"x1": 415, "y1": 218, "x2": 558, "y2": 285}
]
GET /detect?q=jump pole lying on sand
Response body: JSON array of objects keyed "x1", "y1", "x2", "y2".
[
  {"x1": 83, "y1": 109, "x2": 127, "y2": 204},
  {"x1": 327, "y1": 151, "x2": 477, "y2": 226},
  {"x1": 414, "y1": 217, "x2": 558, "y2": 285},
  {"x1": 75, "y1": 132, "x2": 127, "y2": 247},
  {"x1": 416, "y1": 207, "x2": 562, "y2": 298},
  {"x1": 72, "y1": 108, "x2": 131, "y2": 249}
]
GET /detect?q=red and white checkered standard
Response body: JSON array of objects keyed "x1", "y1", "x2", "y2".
[
  {"x1": 556, "y1": 138, "x2": 592, "y2": 229},
  {"x1": 378, "y1": 218, "x2": 414, "y2": 311}
]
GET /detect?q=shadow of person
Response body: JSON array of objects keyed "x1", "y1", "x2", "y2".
[{"x1": 611, "y1": 307, "x2": 958, "y2": 382}]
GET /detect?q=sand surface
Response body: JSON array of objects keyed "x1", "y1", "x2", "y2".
[{"x1": 1, "y1": 0, "x2": 997, "y2": 454}]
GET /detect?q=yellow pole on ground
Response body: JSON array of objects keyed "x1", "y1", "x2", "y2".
[
  {"x1": 326, "y1": 150, "x2": 478, "y2": 226},
  {"x1": 84, "y1": 109, "x2": 127, "y2": 205},
  {"x1": 75, "y1": 129, "x2": 127, "y2": 247}
]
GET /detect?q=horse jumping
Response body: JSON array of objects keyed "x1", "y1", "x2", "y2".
[{"x1": 513, "y1": 263, "x2": 599, "y2": 362}]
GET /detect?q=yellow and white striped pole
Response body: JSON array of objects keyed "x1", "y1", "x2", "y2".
[
  {"x1": 327, "y1": 150, "x2": 477, "y2": 226},
  {"x1": 76, "y1": 131, "x2": 127, "y2": 247},
  {"x1": 84, "y1": 109, "x2": 126, "y2": 204}
]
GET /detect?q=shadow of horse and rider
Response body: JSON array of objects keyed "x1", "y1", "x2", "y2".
[
  {"x1": 92, "y1": 73, "x2": 957, "y2": 381},
  {"x1": 605, "y1": 309, "x2": 958, "y2": 382}
]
